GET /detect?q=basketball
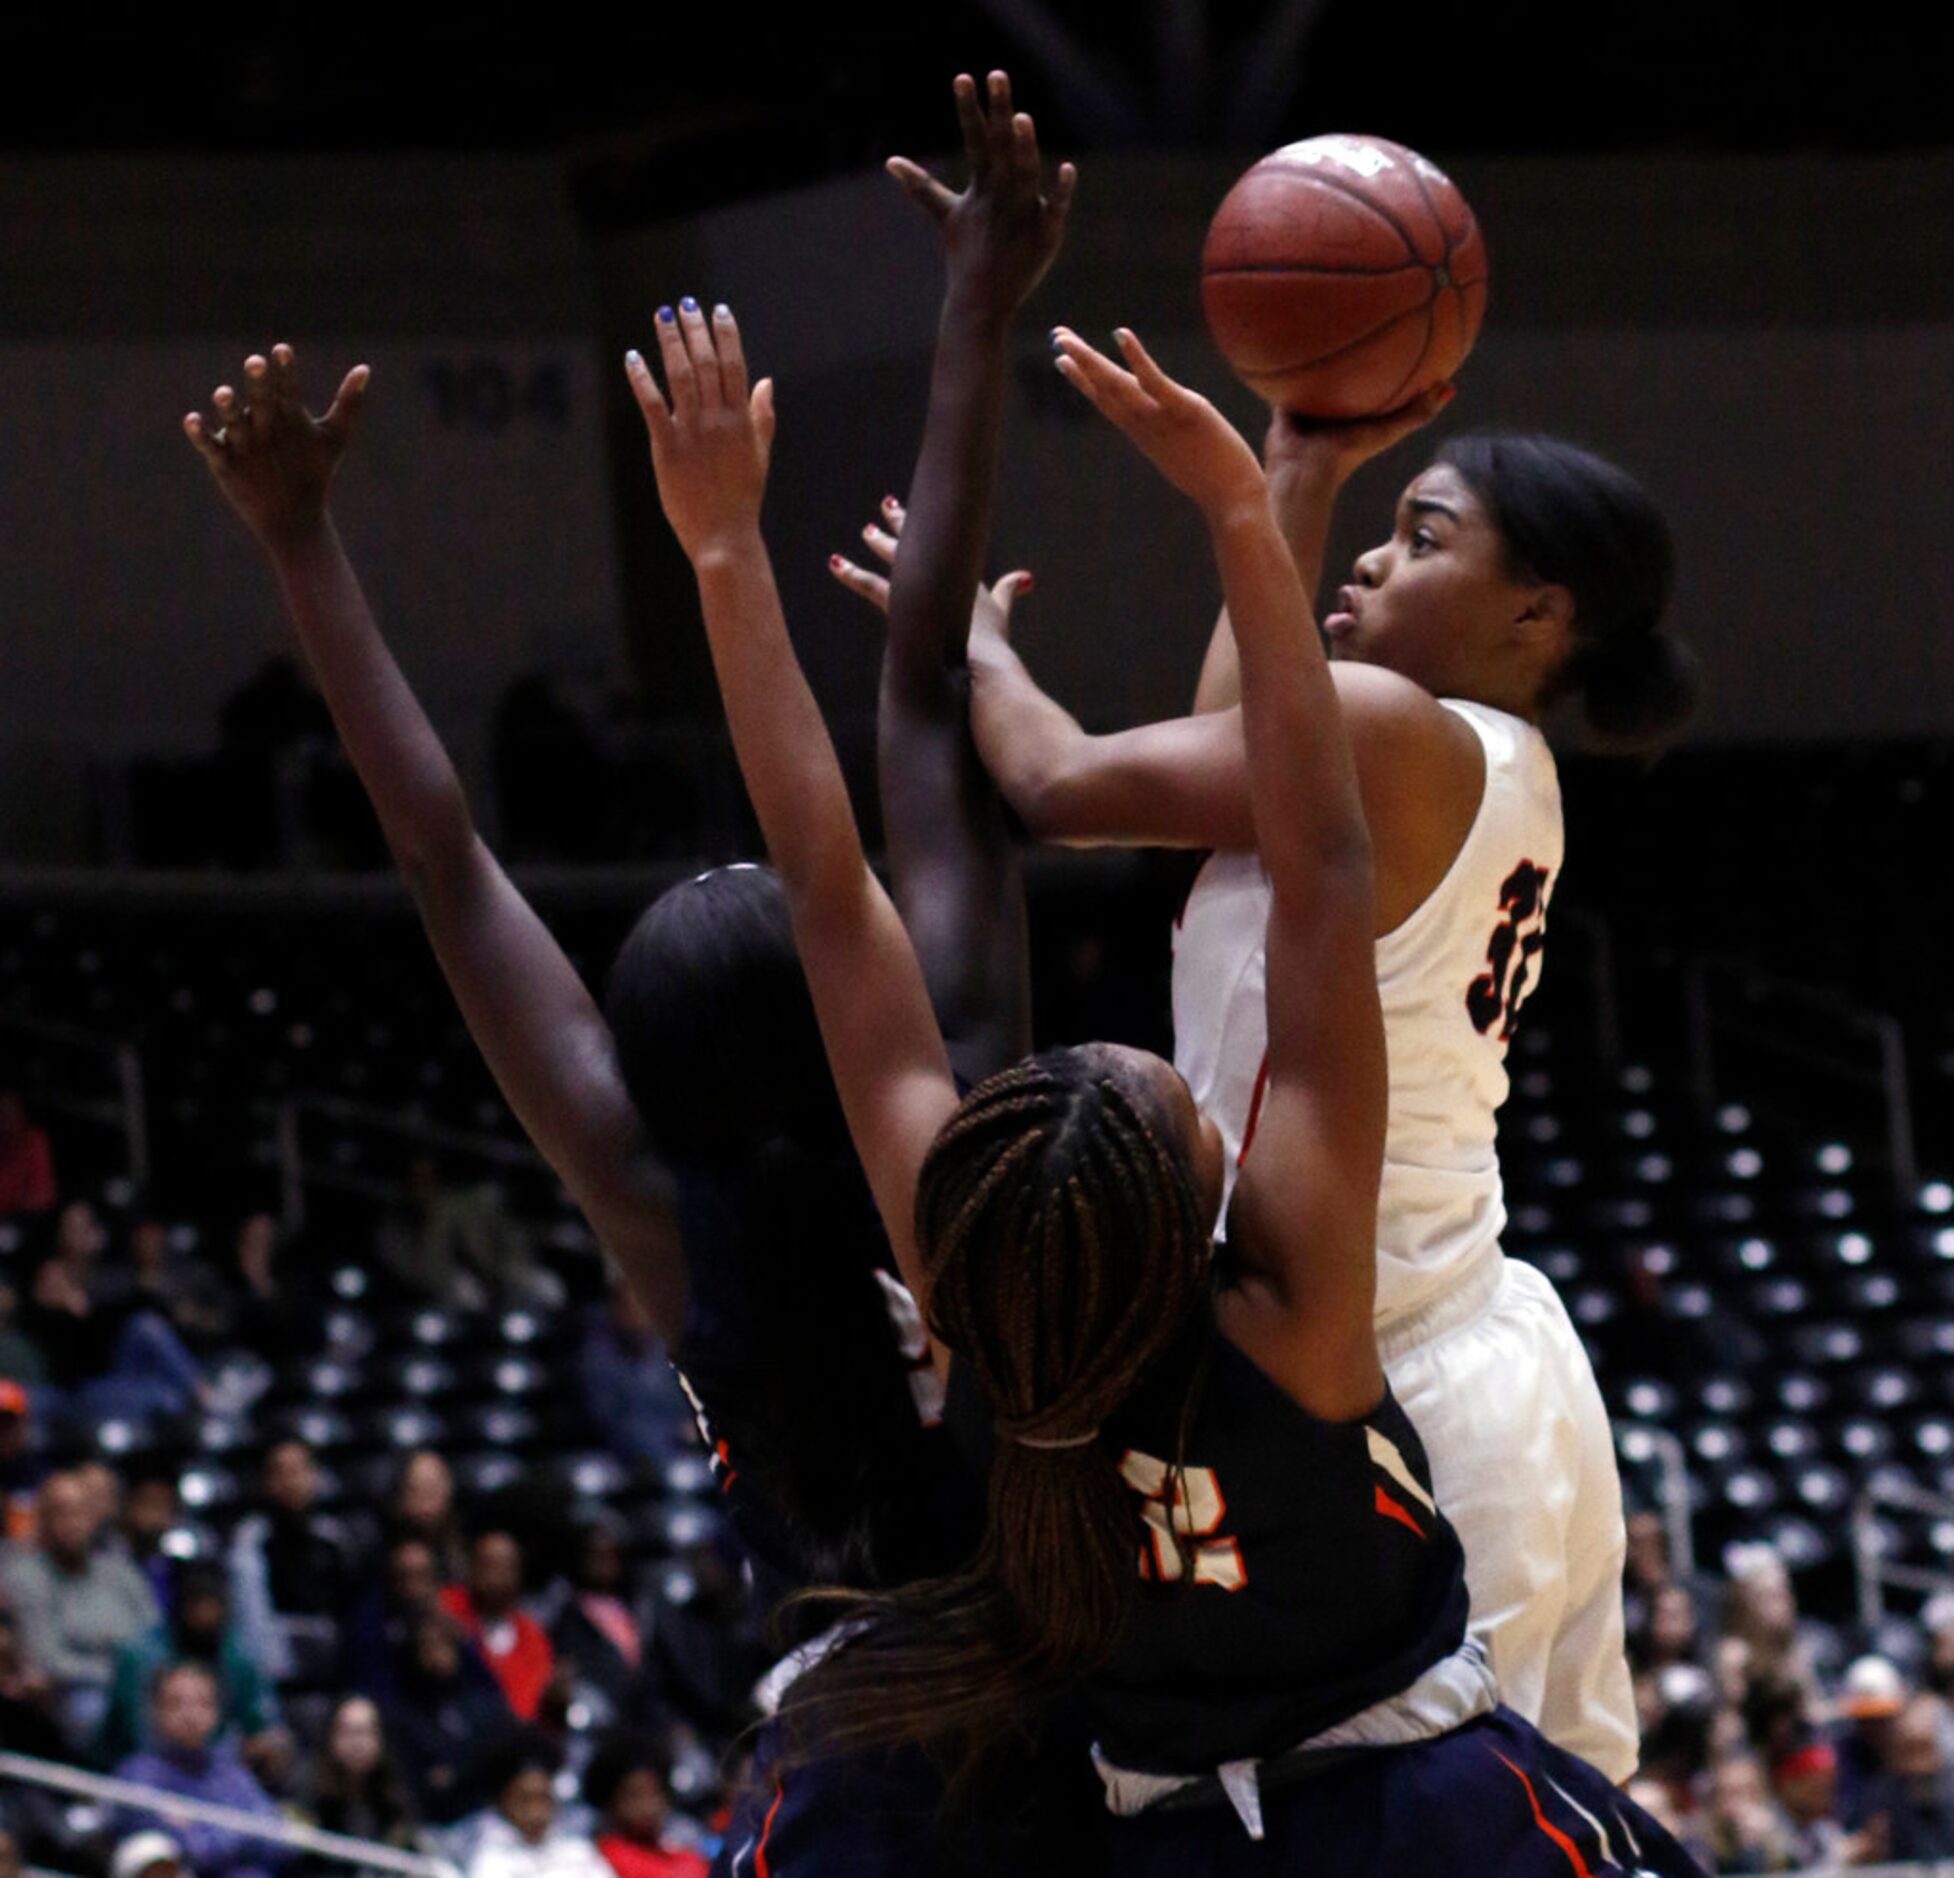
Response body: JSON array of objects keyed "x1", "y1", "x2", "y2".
[{"x1": 1201, "y1": 134, "x2": 1489, "y2": 420}]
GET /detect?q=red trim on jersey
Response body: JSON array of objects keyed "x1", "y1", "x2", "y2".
[
  {"x1": 1494, "y1": 1751, "x2": 1595, "y2": 1878},
  {"x1": 1373, "y1": 1484, "x2": 1427, "y2": 1540},
  {"x1": 715, "y1": 1439, "x2": 738, "y2": 1493},
  {"x1": 1235, "y1": 1054, "x2": 1272, "y2": 1167},
  {"x1": 751, "y1": 1781, "x2": 786, "y2": 1878}
]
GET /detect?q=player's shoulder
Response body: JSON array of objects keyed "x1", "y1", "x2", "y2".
[
  {"x1": 1329, "y1": 667, "x2": 1484, "y2": 848},
  {"x1": 1329, "y1": 663, "x2": 1479, "y2": 757}
]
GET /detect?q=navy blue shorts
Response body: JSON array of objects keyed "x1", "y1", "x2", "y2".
[
  {"x1": 712, "y1": 1717, "x2": 1105, "y2": 1878},
  {"x1": 1106, "y1": 1706, "x2": 1705, "y2": 1876}
]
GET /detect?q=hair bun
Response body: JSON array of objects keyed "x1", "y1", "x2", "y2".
[{"x1": 1578, "y1": 631, "x2": 1701, "y2": 747}]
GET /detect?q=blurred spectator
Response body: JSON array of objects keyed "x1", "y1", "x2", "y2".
[
  {"x1": 228, "y1": 1440, "x2": 356, "y2": 1687},
  {"x1": 465, "y1": 1731, "x2": 608, "y2": 1878},
  {"x1": 1834, "y1": 1652, "x2": 1907, "y2": 1827},
  {"x1": 112, "y1": 1660, "x2": 290, "y2": 1878},
  {"x1": 1923, "y1": 1594, "x2": 1954, "y2": 1703},
  {"x1": 1704, "y1": 1752, "x2": 1795, "y2": 1872},
  {"x1": 108, "y1": 1833, "x2": 185, "y2": 1878},
  {"x1": 379, "y1": 1160, "x2": 565, "y2": 1312},
  {"x1": 1861, "y1": 1691, "x2": 1954, "y2": 1860},
  {"x1": 1630, "y1": 1583, "x2": 1705, "y2": 1676},
  {"x1": 384, "y1": 1610, "x2": 512, "y2": 1825},
  {"x1": 441, "y1": 1532, "x2": 552, "y2": 1722},
  {"x1": 1770, "y1": 1734, "x2": 1872, "y2": 1867},
  {"x1": 389, "y1": 1449, "x2": 467, "y2": 1580},
  {"x1": 346, "y1": 1536, "x2": 442, "y2": 1704},
  {"x1": 0, "y1": 1289, "x2": 48, "y2": 1395},
  {"x1": 116, "y1": 1465, "x2": 186, "y2": 1610},
  {"x1": 0, "y1": 1382, "x2": 44, "y2": 1541},
  {"x1": 0, "y1": 1095, "x2": 56, "y2": 1217},
  {"x1": 0, "y1": 1593, "x2": 68, "y2": 1757},
  {"x1": 126, "y1": 1220, "x2": 230, "y2": 1355},
  {"x1": 102, "y1": 1562, "x2": 278, "y2": 1764},
  {"x1": 549, "y1": 1520, "x2": 651, "y2": 1727},
  {"x1": 583, "y1": 1736, "x2": 708, "y2": 1878},
  {"x1": 298, "y1": 1695, "x2": 418, "y2": 1864},
  {"x1": 22, "y1": 1208, "x2": 207, "y2": 1425},
  {"x1": 1720, "y1": 1545, "x2": 1828, "y2": 1710},
  {"x1": 645, "y1": 1536, "x2": 766, "y2": 1740},
  {"x1": 577, "y1": 1279, "x2": 689, "y2": 1470},
  {"x1": 227, "y1": 1215, "x2": 307, "y2": 1367},
  {"x1": 1, "y1": 1471, "x2": 159, "y2": 1744}
]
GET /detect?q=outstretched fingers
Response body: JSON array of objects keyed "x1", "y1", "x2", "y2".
[
  {"x1": 1111, "y1": 327, "x2": 1180, "y2": 403},
  {"x1": 953, "y1": 71, "x2": 990, "y2": 184},
  {"x1": 1051, "y1": 327, "x2": 1154, "y2": 425},
  {"x1": 319, "y1": 364, "x2": 371, "y2": 446},
  {"x1": 830, "y1": 554, "x2": 891, "y2": 615},
  {"x1": 710, "y1": 304, "x2": 749, "y2": 409},
  {"x1": 887, "y1": 155, "x2": 957, "y2": 223},
  {"x1": 677, "y1": 301, "x2": 720, "y2": 409},
  {"x1": 984, "y1": 71, "x2": 1015, "y2": 178},
  {"x1": 652, "y1": 307, "x2": 697, "y2": 427},
  {"x1": 624, "y1": 348, "x2": 674, "y2": 452}
]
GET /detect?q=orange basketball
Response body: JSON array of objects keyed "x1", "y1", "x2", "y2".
[{"x1": 1201, "y1": 134, "x2": 1488, "y2": 419}]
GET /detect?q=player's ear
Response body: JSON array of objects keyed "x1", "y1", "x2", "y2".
[{"x1": 1515, "y1": 582, "x2": 1574, "y2": 655}]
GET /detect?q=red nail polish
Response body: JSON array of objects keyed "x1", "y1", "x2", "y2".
[{"x1": 829, "y1": 555, "x2": 844, "y2": 570}]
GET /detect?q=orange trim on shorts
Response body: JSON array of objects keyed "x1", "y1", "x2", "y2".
[
  {"x1": 1494, "y1": 1751, "x2": 1594, "y2": 1878},
  {"x1": 752, "y1": 1780, "x2": 786, "y2": 1878}
]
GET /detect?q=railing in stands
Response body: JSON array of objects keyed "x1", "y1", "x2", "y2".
[
  {"x1": 0, "y1": 1012, "x2": 148, "y2": 1190},
  {"x1": 272, "y1": 1092, "x2": 544, "y2": 1232},
  {"x1": 0, "y1": 1751, "x2": 460, "y2": 1878},
  {"x1": 1684, "y1": 956, "x2": 1919, "y2": 1204},
  {"x1": 1853, "y1": 1475, "x2": 1954, "y2": 1630}
]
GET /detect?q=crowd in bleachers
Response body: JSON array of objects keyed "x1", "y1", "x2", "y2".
[{"x1": 0, "y1": 1102, "x2": 738, "y2": 1878}]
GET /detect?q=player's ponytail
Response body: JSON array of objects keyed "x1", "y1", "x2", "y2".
[
  {"x1": 1438, "y1": 431, "x2": 1700, "y2": 752},
  {"x1": 777, "y1": 1046, "x2": 1213, "y2": 1791}
]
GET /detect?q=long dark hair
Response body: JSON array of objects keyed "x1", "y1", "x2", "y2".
[
  {"x1": 605, "y1": 865, "x2": 969, "y2": 1587},
  {"x1": 1438, "y1": 431, "x2": 1699, "y2": 750},
  {"x1": 778, "y1": 1046, "x2": 1213, "y2": 1785}
]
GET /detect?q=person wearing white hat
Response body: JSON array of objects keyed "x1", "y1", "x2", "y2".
[
  {"x1": 109, "y1": 1831, "x2": 184, "y2": 1878},
  {"x1": 1836, "y1": 1654, "x2": 1909, "y2": 1832}
]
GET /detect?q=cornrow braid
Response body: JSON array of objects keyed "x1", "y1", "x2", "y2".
[{"x1": 778, "y1": 1045, "x2": 1214, "y2": 1791}]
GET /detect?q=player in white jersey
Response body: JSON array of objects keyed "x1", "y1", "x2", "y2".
[{"x1": 884, "y1": 411, "x2": 1700, "y2": 1781}]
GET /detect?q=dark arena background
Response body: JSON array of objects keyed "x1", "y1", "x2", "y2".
[{"x1": 0, "y1": 8, "x2": 1950, "y2": 1874}]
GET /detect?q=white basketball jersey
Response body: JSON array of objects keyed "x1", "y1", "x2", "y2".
[{"x1": 1171, "y1": 700, "x2": 1563, "y2": 1327}]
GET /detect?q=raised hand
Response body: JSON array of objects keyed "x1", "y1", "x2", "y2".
[
  {"x1": 184, "y1": 344, "x2": 369, "y2": 553},
  {"x1": 1053, "y1": 326, "x2": 1265, "y2": 522},
  {"x1": 888, "y1": 71, "x2": 1077, "y2": 321},
  {"x1": 625, "y1": 301, "x2": 775, "y2": 562},
  {"x1": 827, "y1": 496, "x2": 1034, "y2": 645},
  {"x1": 1264, "y1": 383, "x2": 1455, "y2": 512}
]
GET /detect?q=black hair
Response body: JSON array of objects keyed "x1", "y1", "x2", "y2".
[
  {"x1": 1437, "y1": 431, "x2": 1699, "y2": 751},
  {"x1": 581, "y1": 1731, "x2": 673, "y2": 1813},
  {"x1": 605, "y1": 865, "x2": 845, "y2": 1168},
  {"x1": 481, "y1": 1727, "x2": 562, "y2": 1801},
  {"x1": 603, "y1": 864, "x2": 982, "y2": 1592}
]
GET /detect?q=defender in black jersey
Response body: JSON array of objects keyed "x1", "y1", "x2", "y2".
[{"x1": 639, "y1": 283, "x2": 1703, "y2": 1871}]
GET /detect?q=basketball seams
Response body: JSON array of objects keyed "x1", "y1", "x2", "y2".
[
  {"x1": 1239, "y1": 296, "x2": 1435, "y2": 389},
  {"x1": 1267, "y1": 160, "x2": 1423, "y2": 266},
  {"x1": 1403, "y1": 158, "x2": 1459, "y2": 263}
]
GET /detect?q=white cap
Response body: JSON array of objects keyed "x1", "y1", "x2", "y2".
[
  {"x1": 110, "y1": 1833, "x2": 183, "y2": 1878},
  {"x1": 1838, "y1": 1655, "x2": 1907, "y2": 1719}
]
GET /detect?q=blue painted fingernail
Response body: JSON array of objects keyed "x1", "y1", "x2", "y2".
[
  {"x1": 680, "y1": 295, "x2": 699, "y2": 314},
  {"x1": 656, "y1": 306, "x2": 673, "y2": 324}
]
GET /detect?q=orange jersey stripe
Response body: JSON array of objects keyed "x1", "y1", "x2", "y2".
[
  {"x1": 1373, "y1": 1484, "x2": 1427, "y2": 1540},
  {"x1": 1494, "y1": 1751, "x2": 1595, "y2": 1878},
  {"x1": 752, "y1": 1781, "x2": 786, "y2": 1878}
]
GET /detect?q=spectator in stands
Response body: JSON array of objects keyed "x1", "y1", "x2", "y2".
[
  {"x1": 21, "y1": 1209, "x2": 207, "y2": 1425},
  {"x1": 1834, "y1": 1653, "x2": 1908, "y2": 1828},
  {"x1": 101, "y1": 1562, "x2": 278, "y2": 1765},
  {"x1": 0, "y1": 1593, "x2": 68, "y2": 1758},
  {"x1": 583, "y1": 1736, "x2": 707, "y2": 1878},
  {"x1": 107, "y1": 1833, "x2": 185, "y2": 1878},
  {"x1": 1704, "y1": 1752, "x2": 1796, "y2": 1871},
  {"x1": 1862, "y1": 1692, "x2": 1954, "y2": 1860},
  {"x1": 1, "y1": 1471, "x2": 158, "y2": 1746},
  {"x1": 111, "y1": 1660, "x2": 290, "y2": 1878},
  {"x1": 227, "y1": 1215, "x2": 307, "y2": 1367},
  {"x1": 464, "y1": 1731, "x2": 608, "y2": 1878},
  {"x1": 388, "y1": 1450, "x2": 466, "y2": 1580},
  {"x1": 379, "y1": 1159, "x2": 565, "y2": 1311},
  {"x1": 0, "y1": 1290, "x2": 48, "y2": 1397},
  {"x1": 1720, "y1": 1543, "x2": 1828, "y2": 1711},
  {"x1": 298, "y1": 1695, "x2": 418, "y2": 1866},
  {"x1": 345, "y1": 1535, "x2": 442, "y2": 1703},
  {"x1": 0, "y1": 1094, "x2": 56, "y2": 1217},
  {"x1": 115, "y1": 1465, "x2": 184, "y2": 1610},
  {"x1": 384, "y1": 1610, "x2": 512, "y2": 1825},
  {"x1": 228, "y1": 1439, "x2": 356, "y2": 1687},
  {"x1": 126, "y1": 1220, "x2": 229, "y2": 1356},
  {"x1": 549, "y1": 1519, "x2": 650, "y2": 1726},
  {"x1": 1923, "y1": 1593, "x2": 1954, "y2": 1703},
  {"x1": 1630, "y1": 1583, "x2": 1705, "y2": 1677},
  {"x1": 1770, "y1": 1733, "x2": 1881, "y2": 1868},
  {"x1": 441, "y1": 1531, "x2": 552, "y2": 1721},
  {"x1": 0, "y1": 1382, "x2": 44, "y2": 1542},
  {"x1": 644, "y1": 1534, "x2": 765, "y2": 1740},
  {"x1": 576, "y1": 1276, "x2": 688, "y2": 1470}
]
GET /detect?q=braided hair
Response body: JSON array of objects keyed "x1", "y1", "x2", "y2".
[{"x1": 778, "y1": 1044, "x2": 1214, "y2": 1785}]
